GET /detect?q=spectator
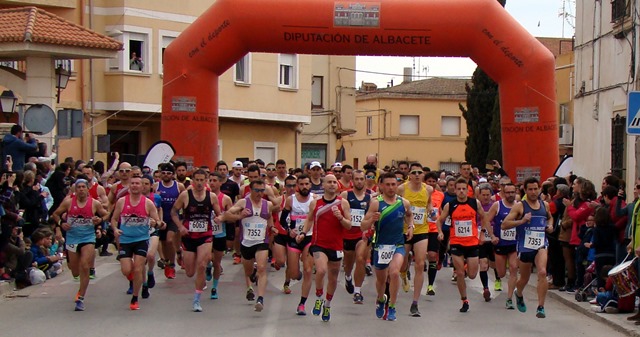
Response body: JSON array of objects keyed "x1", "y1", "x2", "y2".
[
  {"x1": 616, "y1": 178, "x2": 639, "y2": 264},
  {"x1": 548, "y1": 183, "x2": 569, "y2": 289},
  {"x1": 18, "y1": 170, "x2": 46, "y2": 237},
  {"x1": 129, "y1": 52, "x2": 144, "y2": 71},
  {"x1": 566, "y1": 178, "x2": 598, "y2": 290},
  {"x1": 45, "y1": 163, "x2": 71, "y2": 215},
  {"x1": 30, "y1": 228, "x2": 63, "y2": 278},
  {"x1": 2, "y1": 124, "x2": 37, "y2": 171},
  {"x1": 591, "y1": 206, "x2": 616, "y2": 288},
  {"x1": 0, "y1": 225, "x2": 33, "y2": 283}
]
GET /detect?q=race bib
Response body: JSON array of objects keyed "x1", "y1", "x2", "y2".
[
  {"x1": 428, "y1": 207, "x2": 439, "y2": 222},
  {"x1": 244, "y1": 223, "x2": 266, "y2": 240},
  {"x1": 481, "y1": 228, "x2": 492, "y2": 242},
  {"x1": 212, "y1": 222, "x2": 223, "y2": 236},
  {"x1": 350, "y1": 209, "x2": 365, "y2": 227},
  {"x1": 455, "y1": 220, "x2": 473, "y2": 237},
  {"x1": 412, "y1": 206, "x2": 426, "y2": 225},
  {"x1": 336, "y1": 250, "x2": 344, "y2": 259},
  {"x1": 69, "y1": 217, "x2": 93, "y2": 228},
  {"x1": 444, "y1": 217, "x2": 452, "y2": 227},
  {"x1": 377, "y1": 245, "x2": 396, "y2": 264},
  {"x1": 524, "y1": 230, "x2": 545, "y2": 250},
  {"x1": 66, "y1": 243, "x2": 77, "y2": 253},
  {"x1": 501, "y1": 228, "x2": 516, "y2": 241},
  {"x1": 188, "y1": 219, "x2": 208, "y2": 233}
]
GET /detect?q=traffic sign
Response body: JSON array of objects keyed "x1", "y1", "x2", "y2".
[{"x1": 627, "y1": 91, "x2": 640, "y2": 134}]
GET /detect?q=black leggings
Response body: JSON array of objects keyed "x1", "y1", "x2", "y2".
[{"x1": 595, "y1": 256, "x2": 615, "y2": 288}]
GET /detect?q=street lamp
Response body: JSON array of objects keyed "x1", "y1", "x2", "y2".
[
  {"x1": 55, "y1": 65, "x2": 71, "y2": 103},
  {"x1": 0, "y1": 90, "x2": 17, "y2": 121}
]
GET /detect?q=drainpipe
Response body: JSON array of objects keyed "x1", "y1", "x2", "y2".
[{"x1": 89, "y1": 0, "x2": 95, "y2": 159}]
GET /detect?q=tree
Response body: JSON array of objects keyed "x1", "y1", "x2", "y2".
[{"x1": 460, "y1": 0, "x2": 505, "y2": 170}]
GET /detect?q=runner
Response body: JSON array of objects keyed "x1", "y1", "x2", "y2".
[
  {"x1": 110, "y1": 176, "x2": 161, "y2": 310},
  {"x1": 424, "y1": 171, "x2": 444, "y2": 296},
  {"x1": 140, "y1": 175, "x2": 164, "y2": 299},
  {"x1": 207, "y1": 172, "x2": 233, "y2": 300},
  {"x1": 171, "y1": 169, "x2": 222, "y2": 312},
  {"x1": 155, "y1": 163, "x2": 186, "y2": 279},
  {"x1": 486, "y1": 182, "x2": 518, "y2": 309},
  {"x1": 81, "y1": 164, "x2": 109, "y2": 276},
  {"x1": 337, "y1": 164, "x2": 354, "y2": 193},
  {"x1": 280, "y1": 174, "x2": 315, "y2": 315},
  {"x1": 501, "y1": 177, "x2": 553, "y2": 318},
  {"x1": 51, "y1": 179, "x2": 109, "y2": 311},
  {"x1": 107, "y1": 162, "x2": 132, "y2": 211},
  {"x1": 397, "y1": 162, "x2": 432, "y2": 316},
  {"x1": 275, "y1": 159, "x2": 289, "y2": 188},
  {"x1": 224, "y1": 179, "x2": 275, "y2": 312},
  {"x1": 340, "y1": 169, "x2": 371, "y2": 302},
  {"x1": 309, "y1": 161, "x2": 325, "y2": 197},
  {"x1": 273, "y1": 175, "x2": 296, "y2": 294},
  {"x1": 362, "y1": 172, "x2": 414, "y2": 321},
  {"x1": 296, "y1": 174, "x2": 351, "y2": 322},
  {"x1": 437, "y1": 177, "x2": 492, "y2": 313},
  {"x1": 230, "y1": 161, "x2": 246, "y2": 187},
  {"x1": 477, "y1": 183, "x2": 499, "y2": 302},
  {"x1": 175, "y1": 161, "x2": 191, "y2": 188},
  {"x1": 215, "y1": 160, "x2": 240, "y2": 254}
]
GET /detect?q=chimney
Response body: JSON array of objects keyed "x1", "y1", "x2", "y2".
[{"x1": 403, "y1": 67, "x2": 412, "y2": 83}]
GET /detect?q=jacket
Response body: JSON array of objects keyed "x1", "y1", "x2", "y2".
[
  {"x1": 2, "y1": 134, "x2": 37, "y2": 171},
  {"x1": 567, "y1": 200, "x2": 593, "y2": 246}
]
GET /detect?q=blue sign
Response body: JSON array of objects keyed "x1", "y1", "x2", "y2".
[{"x1": 628, "y1": 91, "x2": 640, "y2": 135}]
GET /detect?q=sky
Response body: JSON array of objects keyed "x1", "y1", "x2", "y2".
[{"x1": 355, "y1": 0, "x2": 576, "y2": 88}]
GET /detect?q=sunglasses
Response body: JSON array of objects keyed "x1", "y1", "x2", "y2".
[
  {"x1": 161, "y1": 171, "x2": 173, "y2": 174},
  {"x1": 252, "y1": 188, "x2": 266, "y2": 193},
  {"x1": 410, "y1": 170, "x2": 423, "y2": 175},
  {"x1": 119, "y1": 169, "x2": 131, "y2": 173},
  {"x1": 266, "y1": 168, "x2": 276, "y2": 172},
  {"x1": 366, "y1": 176, "x2": 375, "y2": 180},
  {"x1": 285, "y1": 184, "x2": 296, "y2": 188},
  {"x1": 396, "y1": 178, "x2": 403, "y2": 181},
  {"x1": 332, "y1": 170, "x2": 341, "y2": 173}
]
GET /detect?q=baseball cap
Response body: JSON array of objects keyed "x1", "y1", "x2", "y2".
[
  {"x1": 310, "y1": 161, "x2": 322, "y2": 169},
  {"x1": 232, "y1": 161, "x2": 243, "y2": 168},
  {"x1": 331, "y1": 162, "x2": 342, "y2": 169},
  {"x1": 479, "y1": 177, "x2": 488, "y2": 183}
]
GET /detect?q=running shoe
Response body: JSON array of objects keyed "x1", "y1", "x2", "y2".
[
  {"x1": 164, "y1": 266, "x2": 176, "y2": 279},
  {"x1": 515, "y1": 291, "x2": 527, "y2": 313},
  {"x1": 283, "y1": 284, "x2": 292, "y2": 295},
  {"x1": 505, "y1": 298, "x2": 515, "y2": 310},
  {"x1": 536, "y1": 306, "x2": 546, "y2": 318},
  {"x1": 565, "y1": 287, "x2": 576, "y2": 293},
  {"x1": 483, "y1": 288, "x2": 491, "y2": 302},
  {"x1": 426, "y1": 285, "x2": 435, "y2": 296},
  {"x1": 494, "y1": 279, "x2": 502, "y2": 291},
  {"x1": 296, "y1": 303, "x2": 306, "y2": 316},
  {"x1": 126, "y1": 281, "x2": 133, "y2": 295},
  {"x1": 193, "y1": 300, "x2": 203, "y2": 312},
  {"x1": 89, "y1": 268, "x2": 96, "y2": 280},
  {"x1": 401, "y1": 273, "x2": 410, "y2": 292},
  {"x1": 460, "y1": 300, "x2": 469, "y2": 313},
  {"x1": 147, "y1": 272, "x2": 155, "y2": 288},
  {"x1": 345, "y1": 277, "x2": 354, "y2": 294},
  {"x1": 233, "y1": 254, "x2": 241, "y2": 265},
  {"x1": 353, "y1": 292, "x2": 364, "y2": 304},
  {"x1": 376, "y1": 295, "x2": 387, "y2": 319},
  {"x1": 322, "y1": 305, "x2": 331, "y2": 322},
  {"x1": 249, "y1": 266, "x2": 258, "y2": 284},
  {"x1": 130, "y1": 300, "x2": 140, "y2": 310},
  {"x1": 177, "y1": 251, "x2": 184, "y2": 268},
  {"x1": 246, "y1": 288, "x2": 255, "y2": 301},
  {"x1": 73, "y1": 276, "x2": 80, "y2": 281},
  {"x1": 74, "y1": 299, "x2": 85, "y2": 311},
  {"x1": 205, "y1": 262, "x2": 213, "y2": 282},
  {"x1": 255, "y1": 298, "x2": 264, "y2": 312},
  {"x1": 365, "y1": 265, "x2": 373, "y2": 276},
  {"x1": 210, "y1": 288, "x2": 218, "y2": 300},
  {"x1": 157, "y1": 259, "x2": 165, "y2": 269},
  {"x1": 387, "y1": 307, "x2": 397, "y2": 321},
  {"x1": 410, "y1": 303, "x2": 421, "y2": 317},
  {"x1": 313, "y1": 299, "x2": 323, "y2": 316},
  {"x1": 141, "y1": 286, "x2": 150, "y2": 299},
  {"x1": 451, "y1": 273, "x2": 457, "y2": 282}
]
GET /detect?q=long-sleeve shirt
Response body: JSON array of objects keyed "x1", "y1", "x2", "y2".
[
  {"x1": 616, "y1": 197, "x2": 637, "y2": 240},
  {"x1": 567, "y1": 200, "x2": 592, "y2": 246}
]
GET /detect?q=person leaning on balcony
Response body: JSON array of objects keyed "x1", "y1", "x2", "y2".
[
  {"x1": 2, "y1": 125, "x2": 37, "y2": 172},
  {"x1": 130, "y1": 52, "x2": 144, "y2": 71}
]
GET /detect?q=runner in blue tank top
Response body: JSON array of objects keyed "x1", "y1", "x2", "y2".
[
  {"x1": 362, "y1": 172, "x2": 414, "y2": 321},
  {"x1": 154, "y1": 163, "x2": 185, "y2": 279},
  {"x1": 486, "y1": 182, "x2": 519, "y2": 309},
  {"x1": 502, "y1": 177, "x2": 553, "y2": 319}
]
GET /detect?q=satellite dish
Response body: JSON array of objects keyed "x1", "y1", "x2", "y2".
[{"x1": 24, "y1": 104, "x2": 56, "y2": 134}]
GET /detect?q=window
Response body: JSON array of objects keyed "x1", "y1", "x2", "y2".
[
  {"x1": 441, "y1": 116, "x2": 461, "y2": 136},
  {"x1": 105, "y1": 27, "x2": 151, "y2": 73},
  {"x1": 440, "y1": 162, "x2": 461, "y2": 173},
  {"x1": 399, "y1": 115, "x2": 419, "y2": 135},
  {"x1": 312, "y1": 76, "x2": 323, "y2": 108},
  {"x1": 160, "y1": 35, "x2": 176, "y2": 74},
  {"x1": 254, "y1": 142, "x2": 277, "y2": 164},
  {"x1": 234, "y1": 54, "x2": 251, "y2": 84},
  {"x1": 279, "y1": 54, "x2": 297, "y2": 89},
  {"x1": 367, "y1": 116, "x2": 373, "y2": 135},
  {"x1": 559, "y1": 104, "x2": 569, "y2": 124},
  {"x1": 611, "y1": 115, "x2": 626, "y2": 179},
  {"x1": 611, "y1": 0, "x2": 630, "y2": 22},
  {"x1": 54, "y1": 59, "x2": 73, "y2": 73}
]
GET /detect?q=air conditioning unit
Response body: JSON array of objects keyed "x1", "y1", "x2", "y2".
[{"x1": 559, "y1": 123, "x2": 573, "y2": 145}]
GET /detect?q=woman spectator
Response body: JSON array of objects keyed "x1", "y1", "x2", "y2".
[
  {"x1": 566, "y1": 177, "x2": 598, "y2": 290},
  {"x1": 18, "y1": 170, "x2": 46, "y2": 238},
  {"x1": 615, "y1": 179, "x2": 639, "y2": 264},
  {"x1": 591, "y1": 206, "x2": 616, "y2": 288},
  {"x1": 548, "y1": 183, "x2": 570, "y2": 289},
  {"x1": 45, "y1": 163, "x2": 71, "y2": 215}
]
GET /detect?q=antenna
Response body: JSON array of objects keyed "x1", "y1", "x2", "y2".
[{"x1": 558, "y1": 0, "x2": 575, "y2": 38}]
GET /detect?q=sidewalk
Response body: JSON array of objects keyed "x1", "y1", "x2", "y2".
[{"x1": 528, "y1": 277, "x2": 640, "y2": 337}]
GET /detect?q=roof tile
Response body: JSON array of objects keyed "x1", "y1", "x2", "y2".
[
  {"x1": 0, "y1": 6, "x2": 122, "y2": 51},
  {"x1": 358, "y1": 77, "x2": 470, "y2": 100}
]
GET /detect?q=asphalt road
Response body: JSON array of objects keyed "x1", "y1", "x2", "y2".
[{"x1": 0, "y1": 252, "x2": 626, "y2": 337}]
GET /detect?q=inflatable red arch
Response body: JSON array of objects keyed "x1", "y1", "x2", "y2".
[{"x1": 162, "y1": 0, "x2": 558, "y2": 181}]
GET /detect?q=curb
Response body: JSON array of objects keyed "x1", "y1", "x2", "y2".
[{"x1": 0, "y1": 281, "x2": 15, "y2": 297}]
